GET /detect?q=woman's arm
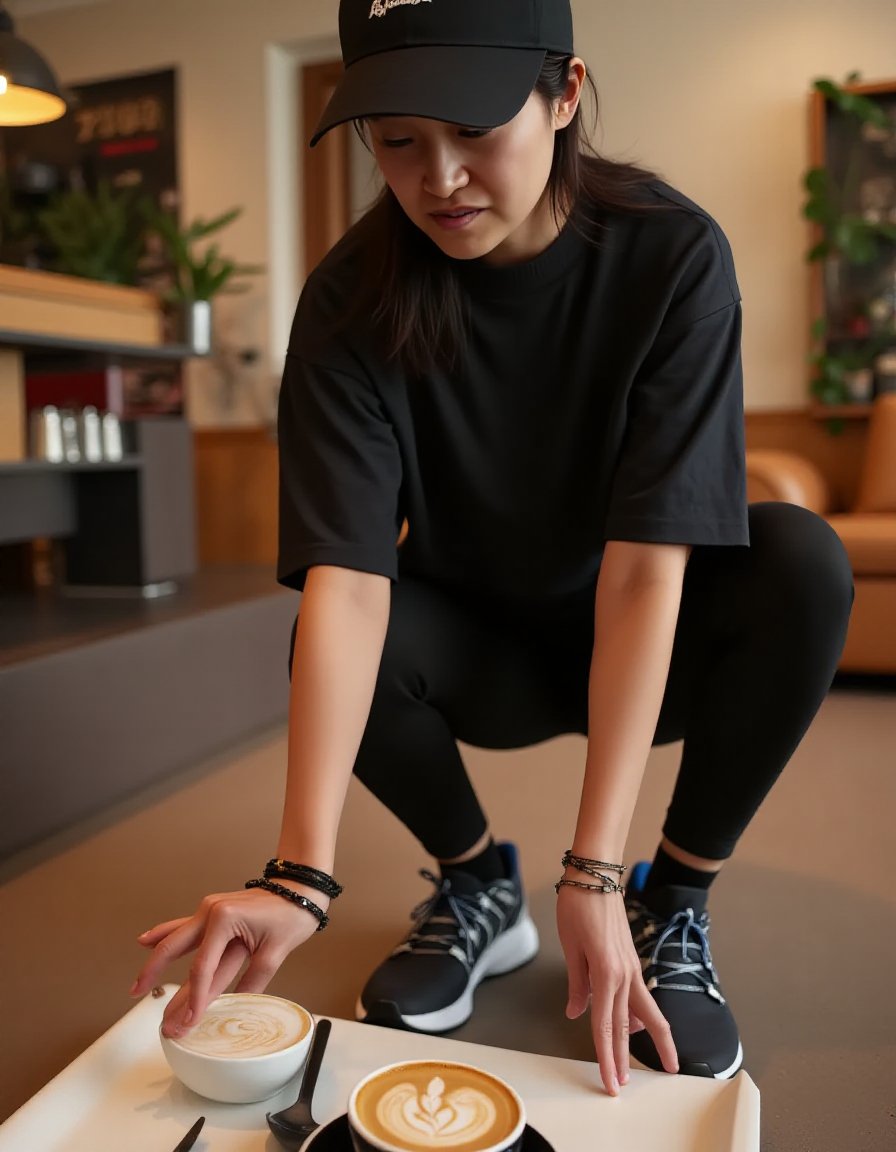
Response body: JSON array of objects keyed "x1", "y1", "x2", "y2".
[
  {"x1": 132, "y1": 565, "x2": 390, "y2": 1032},
  {"x1": 557, "y1": 539, "x2": 689, "y2": 1095},
  {"x1": 278, "y1": 564, "x2": 391, "y2": 870},
  {"x1": 573, "y1": 539, "x2": 689, "y2": 860}
]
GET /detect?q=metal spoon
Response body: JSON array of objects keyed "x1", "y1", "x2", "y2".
[{"x1": 267, "y1": 1018, "x2": 332, "y2": 1151}]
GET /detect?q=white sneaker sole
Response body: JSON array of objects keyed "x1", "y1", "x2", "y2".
[
  {"x1": 630, "y1": 1039, "x2": 743, "y2": 1080},
  {"x1": 356, "y1": 909, "x2": 540, "y2": 1033}
]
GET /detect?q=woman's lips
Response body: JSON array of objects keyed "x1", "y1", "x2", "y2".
[{"x1": 430, "y1": 208, "x2": 484, "y2": 231}]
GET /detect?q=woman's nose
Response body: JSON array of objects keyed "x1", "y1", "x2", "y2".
[{"x1": 422, "y1": 144, "x2": 469, "y2": 199}]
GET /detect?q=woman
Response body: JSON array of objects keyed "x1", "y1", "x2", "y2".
[{"x1": 132, "y1": 0, "x2": 853, "y2": 1096}]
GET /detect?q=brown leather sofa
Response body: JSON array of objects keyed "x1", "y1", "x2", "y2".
[{"x1": 746, "y1": 394, "x2": 896, "y2": 674}]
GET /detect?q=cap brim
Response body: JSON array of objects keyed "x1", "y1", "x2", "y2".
[{"x1": 310, "y1": 45, "x2": 547, "y2": 146}]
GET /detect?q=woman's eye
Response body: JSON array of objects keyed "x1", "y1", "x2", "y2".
[
  {"x1": 380, "y1": 137, "x2": 412, "y2": 149},
  {"x1": 459, "y1": 128, "x2": 491, "y2": 139}
]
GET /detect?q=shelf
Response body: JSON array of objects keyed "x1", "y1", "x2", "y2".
[
  {"x1": 0, "y1": 328, "x2": 193, "y2": 360},
  {"x1": 809, "y1": 403, "x2": 874, "y2": 420},
  {"x1": 0, "y1": 457, "x2": 143, "y2": 475}
]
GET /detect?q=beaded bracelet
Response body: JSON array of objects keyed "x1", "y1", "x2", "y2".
[
  {"x1": 245, "y1": 878, "x2": 330, "y2": 930},
  {"x1": 555, "y1": 877, "x2": 626, "y2": 896},
  {"x1": 562, "y1": 850, "x2": 626, "y2": 877},
  {"x1": 263, "y1": 858, "x2": 343, "y2": 900}
]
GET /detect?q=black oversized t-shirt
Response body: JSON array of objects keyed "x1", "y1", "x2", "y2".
[{"x1": 277, "y1": 181, "x2": 748, "y2": 598}]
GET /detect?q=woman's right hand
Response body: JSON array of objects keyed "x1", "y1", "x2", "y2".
[
  {"x1": 130, "y1": 885, "x2": 325, "y2": 1037},
  {"x1": 557, "y1": 884, "x2": 678, "y2": 1094}
]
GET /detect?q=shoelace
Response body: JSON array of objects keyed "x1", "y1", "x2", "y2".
[
  {"x1": 395, "y1": 869, "x2": 510, "y2": 970},
  {"x1": 635, "y1": 906, "x2": 725, "y2": 1004}
]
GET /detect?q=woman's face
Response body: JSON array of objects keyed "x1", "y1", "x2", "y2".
[{"x1": 367, "y1": 70, "x2": 582, "y2": 266}]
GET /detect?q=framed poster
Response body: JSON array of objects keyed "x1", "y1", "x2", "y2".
[
  {"x1": 66, "y1": 67, "x2": 179, "y2": 210},
  {"x1": 0, "y1": 67, "x2": 179, "y2": 282}
]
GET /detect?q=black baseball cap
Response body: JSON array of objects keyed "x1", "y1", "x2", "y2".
[{"x1": 310, "y1": 0, "x2": 574, "y2": 146}]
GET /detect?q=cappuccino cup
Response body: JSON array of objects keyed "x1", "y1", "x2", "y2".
[
  {"x1": 160, "y1": 992, "x2": 313, "y2": 1103},
  {"x1": 347, "y1": 1059, "x2": 526, "y2": 1152}
]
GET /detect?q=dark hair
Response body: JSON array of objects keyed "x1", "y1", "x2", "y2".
[{"x1": 351, "y1": 55, "x2": 660, "y2": 376}]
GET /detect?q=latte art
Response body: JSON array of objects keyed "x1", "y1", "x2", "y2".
[
  {"x1": 175, "y1": 994, "x2": 309, "y2": 1058},
  {"x1": 379, "y1": 1076, "x2": 497, "y2": 1146},
  {"x1": 352, "y1": 1061, "x2": 523, "y2": 1152}
]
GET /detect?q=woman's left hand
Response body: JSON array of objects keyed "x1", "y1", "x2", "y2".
[
  {"x1": 556, "y1": 885, "x2": 679, "y2": 1095},
  {"x1": 131, "y1": 884, "x2": 325, "y2": 1036}
]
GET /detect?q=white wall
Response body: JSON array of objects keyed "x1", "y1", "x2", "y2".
[{"x1": 11, "y1": 0, "x2": 896, "y2": 423}]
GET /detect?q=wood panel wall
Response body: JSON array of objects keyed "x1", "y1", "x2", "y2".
[
  {"x1": 194, "y1": 411, "x2": 870, "y2": 566},
  {"x1": 194, "y1": 428, "x2": 279, "y2": 567}
]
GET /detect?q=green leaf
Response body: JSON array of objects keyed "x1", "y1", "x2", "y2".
[
  {"x1": 802, "y1": 200, "x2": 829, "y2": 223},
  {"x1": 806, "y1": 240, "x2": 829, "y2": 262},
  {"x1": 813, "y1": 79, "x2": 840, "y2": 100},
  {"x1": 141, "y1": 203, "x2": 261, "y2": 300},
  {"x1": 804, "y1": 167, "x2": 829, "y2": 194},
  {"x1": 186, "y1": 207, "x2": 243, "y2": 242}
]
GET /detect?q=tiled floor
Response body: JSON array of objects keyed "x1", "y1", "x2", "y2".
[{"x1": 1, "y1": 681, "x2": 894, "y2": 1150}]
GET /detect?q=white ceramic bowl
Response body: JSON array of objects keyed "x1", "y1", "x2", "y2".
[{"x1": 160, "y1": 992, "x2": 314, "y2": 1104}]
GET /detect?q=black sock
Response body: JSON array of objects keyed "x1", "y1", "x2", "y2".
[
  {"x1": 643, "y1": 845, "x2": 720, "y2": 894},
  {"x1": 440, "y1": 838, "x2": 505, "y2": 885}
]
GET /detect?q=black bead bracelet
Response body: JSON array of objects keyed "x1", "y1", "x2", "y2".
[
  {"x1": 263, "y1": 858, "x2": 343, "y2": 900},
  {"x1": 245, "y1": 878, "x2": 330, "y2": 930}
]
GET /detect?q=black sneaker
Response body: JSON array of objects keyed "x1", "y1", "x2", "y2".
[
  {"x1": 357, "y1": 841, "x2": 539, "y2": 1033},
  {"x1": 626, "y1": 864, "x2": 743, "y2": 1079}
]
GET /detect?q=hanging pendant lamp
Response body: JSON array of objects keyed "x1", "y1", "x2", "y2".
[{"x1": 0, "y1": 2, "x2": 66, "y2": 126}]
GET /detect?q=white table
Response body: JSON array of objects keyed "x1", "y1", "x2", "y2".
[{"x1": 0, "y1": 986, "x2": 759, "y2": 1151}]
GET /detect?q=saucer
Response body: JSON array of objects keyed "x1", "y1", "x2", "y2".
[{"x1": 304, "y1": 1113, "x2": 555, "y2": 1150}]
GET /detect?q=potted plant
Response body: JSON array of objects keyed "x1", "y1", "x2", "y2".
[
  {"x1": 141, "y1": 203, "x2": 263, "y2": 354},
  {"x1": 36, "y1": 179, "x2": 146, "y2": 284},
  {"x1": 802, "y1": 74, "x2": 896, "y2": 418},
  {"x1": 0, "y1": 174, "x2": 34, "y2": 266}
]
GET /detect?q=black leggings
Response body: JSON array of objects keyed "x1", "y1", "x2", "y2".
[{"x1": 290, "y1": 503, "x2": 853, "y2": 862}]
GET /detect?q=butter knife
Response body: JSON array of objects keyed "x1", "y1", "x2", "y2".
[{"x1": 172, "y1": 1116, "x2": 205, "y2": 1152}]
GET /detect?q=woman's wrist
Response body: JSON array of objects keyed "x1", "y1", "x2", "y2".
[
  {"x1": 571, "y1": 785, "x2": 631, "y2": 864},
  {"x1": 244, "y1": 878, "x2": 331, "y2": 930},
  {"x1": 243, "y1": 855, "x2": 343, "y2": 928},
  {"x1": 274, "y1": 835, "x2": 337, "y2": 875},
  {"x1": 556, "y1": 849, "x2": 627, "y2": 895}
]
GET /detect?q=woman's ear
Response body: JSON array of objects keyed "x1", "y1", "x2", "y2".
[{"x1": 554, "y1": 57, "x2": 586, "y2": 130}]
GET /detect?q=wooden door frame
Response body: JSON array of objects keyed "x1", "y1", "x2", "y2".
[{"x1": 301, "y1": 60, "x2": 351, "y2": 276}]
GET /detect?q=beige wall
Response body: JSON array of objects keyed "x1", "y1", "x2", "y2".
[{"x1": 11, "y1": 0, "x2": 896, "y2": 424}]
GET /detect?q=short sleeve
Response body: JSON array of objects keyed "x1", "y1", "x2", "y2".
[
  {"x1": 604, "y1": 212, "x2": 749, "y2": 549},
  {"x1": 277, "y1": 351, "x2": 403, "y2": 590}
]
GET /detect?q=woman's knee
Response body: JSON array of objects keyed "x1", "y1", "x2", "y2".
[{"x1": 747, "y1": 501, "x2": 854, "y2": 623}]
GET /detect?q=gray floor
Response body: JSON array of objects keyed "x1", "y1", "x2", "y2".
[{"x1": 1, "y1": 682, "x2": 894, "y2": 1151}]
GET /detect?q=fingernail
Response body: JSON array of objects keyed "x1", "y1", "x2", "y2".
[
  {"x1": 620, "y1": 1073, "x2": 629, "y2": 1086},
  {"x1": 137, "y1": 930, "x2": 150, "y2": 939},
  {"x1": 129, "y1": 981, "x2": 139, "y2": 996},
  {"x1": 612, "y1": 1076, "x2": 620, "y2": 1094}
]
